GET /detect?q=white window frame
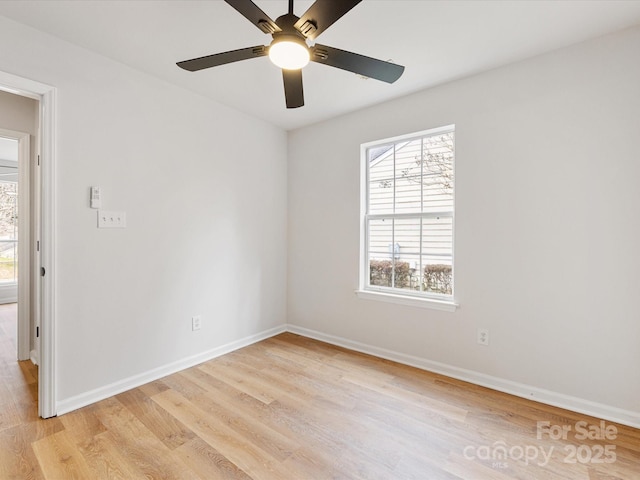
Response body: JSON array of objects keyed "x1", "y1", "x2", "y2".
[{"x1": 357, "y1": 125, "x2": 458, "y2": 312}]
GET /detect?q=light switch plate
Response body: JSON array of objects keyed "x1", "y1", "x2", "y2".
[
  {"x1": 90, "y1": 186, "x2": 101, "y2": 209},
  {"x1": 98, "y1": 210, "x2": 126, "y2": 228}
]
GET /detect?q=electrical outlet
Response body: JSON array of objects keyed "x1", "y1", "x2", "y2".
[
  {"x1": 477, "y1": 328, "x2": 489, "y2": 346},
  {"x1": 191, "y1": 315, "x2": 202, "y2": 331}
]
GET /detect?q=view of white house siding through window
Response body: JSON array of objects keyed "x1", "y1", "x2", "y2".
[
  {"x1": 364, "y1": 126, "x2": 454, "y2": 298},
  {"x1": 0, "y1": 137, "x2": 18, "y2": 284}
]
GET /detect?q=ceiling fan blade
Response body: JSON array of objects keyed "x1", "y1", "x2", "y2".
[
  {"x1": 177, "y1": 46, "x2": 267, "y2": 72},
  {"x1": 294, "y1": 0, "x2": 362, "y2": 40},
  {"x1": 282, "y1": 69, "x2": 304, "y2": 108},
  {"x1": 311, "y1": 44, "x2": 404, "y2": 83},
  {"x1": 224, "y1": 0, "x2": 281, "y2": 34}
]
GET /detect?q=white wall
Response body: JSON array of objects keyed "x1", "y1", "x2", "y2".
[
  {"x1": 0, "y1": 17, "x2": 288, "y2": 406},
  {"x1": 0, "y1": 89, "x2": 37, "y2": 133},
  {"x1": 288, "y1": 27, "x2": 640, "y2": 421}
]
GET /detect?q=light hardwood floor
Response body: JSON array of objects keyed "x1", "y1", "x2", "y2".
[{"x1": 1, "y1": 304, "x2": 639, "y2": 479}]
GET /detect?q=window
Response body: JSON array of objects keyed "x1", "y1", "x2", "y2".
[
  {"x1": 360, "y1": 125, "x2": 455, "y2": 307},
  {"x1": 0, "y1": 137, "x2": 18, "y2": 285},
  {"x1": 0, "y1": 181, "x2": 18, "y2": 284}
]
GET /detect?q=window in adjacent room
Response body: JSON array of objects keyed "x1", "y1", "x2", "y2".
[
  {"x1": 0, "y1": 137, "x2": 18, "y2": 285},
  {"x1": 360, "y1": 125, "x2": 455, "y2": 307}
]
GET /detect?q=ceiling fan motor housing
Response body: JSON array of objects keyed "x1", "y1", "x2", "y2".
[{"x1": 273, "y1": 13, "x2": 309, "y2": 43}]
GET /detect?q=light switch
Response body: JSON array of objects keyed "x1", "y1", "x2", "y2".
[
  {"x1": 90, "y1": 186, "x2": 102, "y2": 209},
  {"x1": 98, "y1": 210, "x2": 126, "y2": 228}
]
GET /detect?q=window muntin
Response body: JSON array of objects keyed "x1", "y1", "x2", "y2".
[{"x1": 363, "y1": 126, "x2": 454, "y2": 299}]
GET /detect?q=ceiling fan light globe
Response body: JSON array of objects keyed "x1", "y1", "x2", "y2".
[{"x1": 269, "y1": 40, "x2": 310, "y2": 70}]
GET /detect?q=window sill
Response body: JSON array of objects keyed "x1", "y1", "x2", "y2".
[{"x1": 355, "y1": 289, "x2": 458, "y2": 312}]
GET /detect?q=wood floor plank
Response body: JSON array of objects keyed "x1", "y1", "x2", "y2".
[
  {"x1": 181, "y1": 367, "x2": 356, "y2": 470},
  {"x1": 58, "y1": 403, "x2": 107, "y2": 444},
  {"x1": 116, "y1": 387, "x2": 196, "y2": 450},
  {"x1": 152, "y1": 388, "x2": 298, "y2": 479},
  {"x1": 0, "y1": 444, "x2": 45, "y2": 480},
  {"x1": 17, "y1": 358, "x2": 38, "y2": 384},
  {"x1": 198, "y1": 361, "x2": 278, "y2": 404},
  {"x1": 92, "y1": 397, "x2": 201, "y2": 480},
  {"x1": 8, "y1": 379, "x2": 40, "y2": 424},
  {"x1": 209, "y1": 347, "x2": 390, "y2": 464},
  {"x1": 263, "y1": 390, "x2": 404, "y2": 476},
  {"x1": 0, "y1": 381, "x2": 22, "y2": 432},
  {"x1": 31, "y1": 430, "x2": 95, "y2": 480},
  {"x1": 187, "y1": 391, "x2": 299, "y2": 462},
  {"x1": 183, "y1": 366, "x2": 315, "y2": 444},
  {"x1": 0, "y1": 421, "x2": 54, "y2": 480},
  {"x1": 353, "y1": 394, "x2": 461, "y2": 462},
  {"x1": 75, "y1": 432, "x2": 148, "y2": 480},
  {"x1": 58, "y1": 406, "x2": 161, "y2": 480},
  {"x1": 342, "y1": 370, "x2": 469, "y2": 422},
  {"x1": 155, "y1": 372, "x2": 208, "y2": 401},
  {"x1": 394, "y1": 450, "x2": 465, "y2": 480},
  {"x1": 207, "y1": 350, "x2": 361, "y2": 412},
  {"x1": 173, "y1": 436, "x2": 253, "y2": 480},
  {"x1": 137, "y1": 379, "x2": 171, "y2": 398}
]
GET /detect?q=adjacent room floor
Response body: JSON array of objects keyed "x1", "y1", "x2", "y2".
[{"x1": 0, "y1": 303, "x2": 638, "y2": 479}]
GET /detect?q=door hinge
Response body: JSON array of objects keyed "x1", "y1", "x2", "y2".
[
  {"x1": 36, "y1": 326, "x2": 40, "y2": 338},
  {"x1": 41, "y1": 267, "x2": 45, "y2": 277},
  {"x1": 37, "y1": 240, "x2": 40, "y2": 252},
  {"x1": 37, "y1": 154, "x2": 40, "y2": 166}
]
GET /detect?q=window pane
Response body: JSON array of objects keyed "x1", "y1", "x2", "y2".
[
  {"x1": 368, "y1": 218, "x2": 393, "y2": 287},
  {"x1": 0, "y1": 180, "x2": 18, "y2": 284},
  {"x1": 422, "y1": 132, "x2": 454, "y2": 213},
  {"x1": 0, "y1": 182, "x2": 18, "y2": 241},
  {"x1": 0, "y1": 243, "x2": 16, "y2": 283},
  {"x1": 368, "y1": 144, "x2": 394, "y2": 215},
  {"x1": 393, "y1": 218, "x2": 421, "y2": 291},
  {"x1": 422, "y1": 216, "x2": 453, "y2": 294},
  {"x1": 422, "y1": 216, "x2": 453, "y2": 257},
  {"x1": 422, "y1": 261, "x2": 452, "y2": 295},
  {"x1": 394, "y1": 139, "x2": 422, "y2": 214}
]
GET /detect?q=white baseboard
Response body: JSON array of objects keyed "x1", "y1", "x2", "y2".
[
  {"x1": 55, "y1": 321, "x2": 640, "y2": 429},
  {"x1": 30, "y1": 349, "x2": 38, "y2": 366},
  {"x1": 287, "y1": 324, "x2": 640, "y2": 429},
  {"x1": 0, "y1": 283, "x2": 17, "y2": 304},
  {"x1": 56, "y1": 325, "x2": 287, "y2": 416}
]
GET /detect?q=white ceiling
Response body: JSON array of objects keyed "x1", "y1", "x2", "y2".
[{"x1": 1, "y1": 1, "x2": 640, "y2": 130}]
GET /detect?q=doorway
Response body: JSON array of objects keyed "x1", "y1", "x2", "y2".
[
  {"x1": 0, "y1": 131, "x2": 32, "y2": 363},
  {"x1": 0, "y1": 136, "x2": 20, "y2": 298},
  {"x1": 0, "y1": 71, "x2": 56, "y2": 419}
]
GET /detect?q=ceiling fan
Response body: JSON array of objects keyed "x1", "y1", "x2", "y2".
[{"x1": 176, "y1": 0, "x2": 405, "y2": 109}]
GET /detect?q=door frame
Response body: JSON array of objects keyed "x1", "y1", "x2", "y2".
[{"x1": 0, "y1": 71, "x2": 57, "y2": 418}]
